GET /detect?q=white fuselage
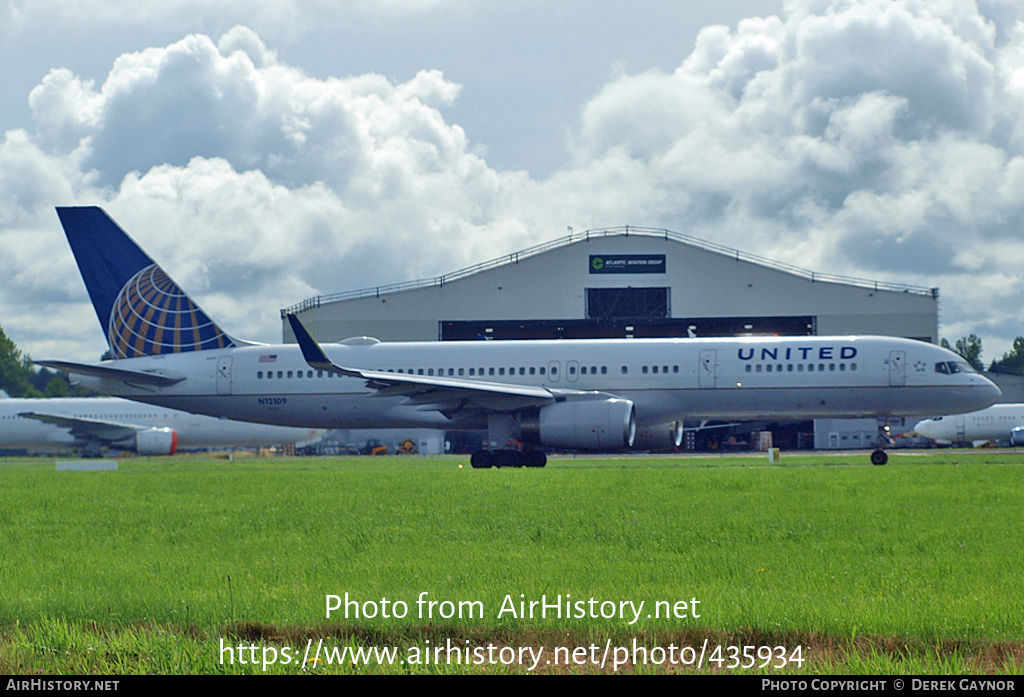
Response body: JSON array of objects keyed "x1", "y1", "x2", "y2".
[
  {"x1": 914, "y1": 403, "x2": 1024, "y2": 444},
  {"x1": 0, "y1": 397, "x2": 323, "y2": 450},
  {"x1": 67, "y1": 335, "x2": 1000, "y2": 431}
]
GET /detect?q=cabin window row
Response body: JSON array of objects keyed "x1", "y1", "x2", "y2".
[
  {"x1": 745, "y1": 362, "x2": 858, "y2": 373},
  {"x1": 256, "y1": 366, "x2": 573, "y2": 379},
  {"x1": 255, "y1": 364, "x2": 644, "y2": 379},
  {"x1": 416, "y1": 366, "x2": 554, "y2": 377},
  {"x1": 258, "y1": 370, "x2": 329, "y2": 379}
]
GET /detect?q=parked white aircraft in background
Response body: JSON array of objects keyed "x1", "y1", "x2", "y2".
[
  {"x1": 914, "y1": 403, "x2": 1024, "y2": 446},
  {"x1": 0, "y1": 395, "x2": 324, "y2": 456},
  {"x1": 37, "y1": 207, "x2": 1001, "y2": 467}
]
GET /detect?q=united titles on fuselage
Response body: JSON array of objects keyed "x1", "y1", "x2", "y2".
[{"x1": 737, "y1": 346, "x2": 858, "y2": 362}]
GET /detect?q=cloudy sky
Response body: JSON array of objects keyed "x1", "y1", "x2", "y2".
[{"x1": 3, "y1": 0, "x2": 1024, "y2": 366}]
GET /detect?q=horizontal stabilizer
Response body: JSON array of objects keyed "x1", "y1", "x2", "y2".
[{"x1": 33, "y1": 360, "x2": 185, "y2": 386}]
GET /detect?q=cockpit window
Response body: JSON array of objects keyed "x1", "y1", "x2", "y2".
[{"x1": 935, "y1": 361, "x2": 977, "y2": 375}]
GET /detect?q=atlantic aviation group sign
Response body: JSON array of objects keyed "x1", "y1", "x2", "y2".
[{"x1": 589, "y1": 254, "x2": 666, "y2": 274}]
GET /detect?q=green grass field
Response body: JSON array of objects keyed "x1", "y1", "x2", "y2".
[{"x1": 1, "y1": 450, "x2": 1023, "y2": 674}]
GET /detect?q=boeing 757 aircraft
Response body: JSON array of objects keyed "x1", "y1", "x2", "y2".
[
  {"x1": 914, "y1": 403, "x2": 1024, "y2": 446},
  {"x1": 0, "y1": 395, "x2": 324, "y2": 456},
  {"x1": 38, "y1": 207, "x2": 1001, "y2": 467}
]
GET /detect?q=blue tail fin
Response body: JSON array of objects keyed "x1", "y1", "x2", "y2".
[{"x1": 56, "y1": 207, "x2": 236, "y2": 358}]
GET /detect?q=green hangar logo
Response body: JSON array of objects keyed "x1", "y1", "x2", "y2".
[{"x1": 589, "y1": 254, "x2": 666, "y2": 274}]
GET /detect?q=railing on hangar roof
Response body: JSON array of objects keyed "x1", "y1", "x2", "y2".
[{"x1": 280, "y1": 225, "x2": 939, "y2": 317}]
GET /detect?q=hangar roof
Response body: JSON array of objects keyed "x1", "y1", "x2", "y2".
[{"x1": 282, "y1": 225, "x2": 936, "y2": 316}]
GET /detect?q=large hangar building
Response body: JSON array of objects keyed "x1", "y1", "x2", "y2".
[
  {"x1": 281, "y1": 226, "x2": 940, "y2": 454},
  {"x1": 282, "y1": 226, "x2": 938, "y2": 346}
]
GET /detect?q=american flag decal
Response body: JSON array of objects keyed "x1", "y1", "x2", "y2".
[{"x1": 259, "y1": 355, "x2": 278, "y2": 363}]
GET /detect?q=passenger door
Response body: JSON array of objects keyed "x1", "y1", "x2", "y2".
[
  {"x1": 699, "y1": 349, "x2": 717, "y2": 388},
  {"x1": 888, "y1": 350, "x2": 906, "y2": 387},
  {"x1": 217, "y1": 356, "x2": 233, "y2": 395}
]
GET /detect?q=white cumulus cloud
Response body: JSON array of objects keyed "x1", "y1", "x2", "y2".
[{"x1": 2, "y1": 0, "x2": 1024, "y2": 368}]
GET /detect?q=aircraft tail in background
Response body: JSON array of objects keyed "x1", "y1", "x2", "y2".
[{"x1": 55, "y1": 207, "x2": 237, "y2": 359}]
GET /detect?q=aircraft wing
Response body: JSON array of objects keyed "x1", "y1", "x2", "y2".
[
  {"x1": 19, "y1": 411, "x2": 144, "y2": 442},
  {"x1": 286, "y1": 314, "x2": 600, "y2": 414},
  {"x1": 32, "y1": 360, "x2": 185, "y2": 386}
]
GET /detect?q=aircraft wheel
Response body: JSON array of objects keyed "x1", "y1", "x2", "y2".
[
  {"x1": 470, "y1": 450, "x2": 493, "y2": 468},
  {"x1": 493, "y1": 449, "x2": 520, "y2": 468},
  {"x1": 870, "y1": 449, "x2": 888, "y2": 466},
  {"x1": 523, "y1": 451, "x2": 547, "y2": 468}
]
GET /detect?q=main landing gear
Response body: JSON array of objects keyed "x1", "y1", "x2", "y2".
[
  {"x1": 470, "y1": 449, "x2": 547, "y2": 468},
  {"x1": 472, "y1": 414, "x2": 547, "y2": 468},
  {"x1": 871, "y1": 423, "x2": 892, "y2": 466}
]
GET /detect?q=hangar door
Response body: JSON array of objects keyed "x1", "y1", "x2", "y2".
[{"x1": 586, "y1": 287, "x2": 669, "y2": 320}]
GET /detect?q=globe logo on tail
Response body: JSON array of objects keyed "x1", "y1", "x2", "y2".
[{"x1": 107, "y1": 264, "x2": 234, "y2": 358}]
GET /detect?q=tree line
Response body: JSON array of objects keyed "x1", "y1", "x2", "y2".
[
  {"x1": 941, "y1": 333, "x2": 1024, "y2": 375},
  {"x1": 0, "y1": 325, "x2": 91, "y2": 398}
]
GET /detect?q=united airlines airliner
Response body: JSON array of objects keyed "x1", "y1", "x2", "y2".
[{"x1": 37, "y1": 207, "x2": 1000, "y2": 467}]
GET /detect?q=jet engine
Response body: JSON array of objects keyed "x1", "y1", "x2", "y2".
[
  {"x1": 133, "y1": 427, "x2": 179, "y2": 455},
  {"x1": 632, "y1": 421, "x2": 684, "y2": 451},
  {"x1": 519, "y1": 398, "x2": 635, "y2": 450}
]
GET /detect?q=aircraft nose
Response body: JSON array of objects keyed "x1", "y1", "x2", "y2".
[
  {"x1": 981, "y1": 376, "x2": 1002, "y2": 404},
  {"x1": 949, "y1": 374, "x2": 1001, "y2": 414}
]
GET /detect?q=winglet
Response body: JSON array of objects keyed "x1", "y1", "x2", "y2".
[
  {"x1": 286, "y1": 314, "x2": 361, "y2": 377},
  {"x1": 287, "y1": 313, "x2": 555, "y2": 402}
]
